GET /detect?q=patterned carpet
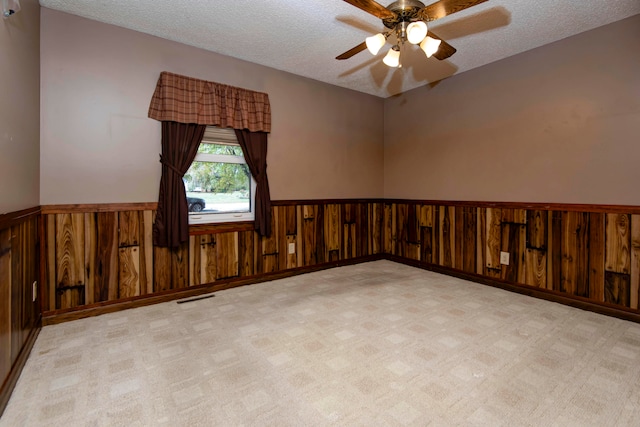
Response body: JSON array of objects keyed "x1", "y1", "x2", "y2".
[{"x1": 2, "y1": 260, "x2": 640, "y2": 426}]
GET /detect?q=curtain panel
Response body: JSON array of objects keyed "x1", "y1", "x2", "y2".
[
  {"x1": 153, "y1": 122, "x2": 206, "y2": 248},
  {"x1": 148, "y1": 71, "x2": 271, "y2": 133},
  {"x1": 234, "y1": 130, "x2": 272, "y2": 236},
  {"x1": 149, "y1": 72, "x2": 273, "y2": 247}
]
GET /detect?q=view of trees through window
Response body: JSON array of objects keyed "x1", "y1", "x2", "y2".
[{"x1": 184, "y1": 143, "x2": 251, "y2": 214}]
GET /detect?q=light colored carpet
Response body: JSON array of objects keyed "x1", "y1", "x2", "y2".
[{"x1": 2, "y1": 260, "x2": 640, "y2": 426}]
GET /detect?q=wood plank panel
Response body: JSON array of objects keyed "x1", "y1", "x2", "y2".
[
  {"x1": 216, "y1": 232, "x2": 238, "y2": 279},
  {"x1": 315, "y1": 205, "x2": 326, "y2": 265},
  {"x1": 118, "y1": 246, "x2": 140, "y2": 298},
  {"x1": 406, "y1": 243, "x2": 420, "y2": 261},
  {"x1": 343, "y1": 223, "x2": 356, "y2": 260},
  {"x1": 342, "y1": 203, "x2": 356, "y2": 224},
  {"x1": 277, "y1": 206, "x2": 288, "y2": 271},
  {"x1": 324, "y1": 204, "x2": 341, "y2": 257},
  {"x1": 527, "y1": 210, "x2": 548, "y2": 250},
  {"x1": 485, "y1": 208, "x2": 502, "y2": 269},
  {"x1": 285, "y1": 205, "x2": 297, "y2": 235},
  {"x1": 45, "y1": 215, "x2": 56, "y2": 312},
  {"x1": 286, "y1": 235, "x2": 297, "y2": 268},
  {"x1": 262, "y1": 207, "x2": 279, "y2": 256},
  {"x1": 296, "y1": 206, "x2": 303, "y2": 267},
  {"x1": 0, "y1": 228, "x2": 11, "y2": 382},
  {"x1": 421, "y1": 227, "x2": 433, "y2": 264},
  {"x1": 631, "y1": 215, "x2": 640, "y2": 309},
  {"x1": 524, "y1": 248, "x2": 547, "y2": 288},
  {"x1": 55, "y1": 213, "x2": 85, "y2": 289},
  {"x1": 302, "y1": 206, "x2": 317, "y2": 266},
  {"x1": 477, "y1": 208, "x2": 486, "y2": 275},
  {"x1": 396, "y1": 203, "x2": 408, "y2": 257},
  {"x1": 462, "y1": 207, "x2": 477, "y2": 274},
  {"x1": 84, "y1": 213, "x2": 96, "y2": 305},
  {"x1": 604, "y1": 271, "x2": 630, "y2": 307},
  {"x1": 356, "y1": 204, "x2": 368, "y2": 257},
  {"x1": 605, "y1": 213, "x2": 631, "y2": 274},
  {"x1": 262, "y1": 254, "x2": 278, "y2": 273},
  {"x1": 55, "y1": 213, "x2": 85, "y2": 310},
  {"x1": 153, "y1": 246, "x2": 172, "y2": 292},
  {"x1": 455, "y1": 206, "x2": 464, "y2": 270},
  {"x1": 239, "y1": 230, "x2": 255, "y2": 276},
  {"x1": 439, "y1": 206, "x2": 455, "y2": 268},
  {"x1": 200, "y1": 235, "x2": 216, "y2": 284},
  {"x1": 94, "y1": 212, "x2": 118, "y2": 302},
  {"x1": 549, "y1": 211, "x2": 563, "y2": 292},
  {"x1": 140, "y1": 211, "x2": 154, "y2": 295},
  {"x1": 383, "y1": 203, "x2": 393, "y2": 255},
  {"x1": 589, "y1": 213, "x2": 605, "y2": 303},
  {"x1": 501, "y1": 222, "x2": 526, "y2": 284},
  {"x1": 432, "y1": 206, "x2": 440, "y2": 265},
  {"x1": 420, "y1": 205, "x2": 434, "y2": 228},
  {"x1": 371, "y1": 203, "x2": 383, "y2": 255},
  {"x1": 189, "y1": 236, "x2": 201, "y2": 287},
  {"x1": 502, "y1": 208, "x2": 527, "y2": 225},
  {"x1": 118, "y1": 211, "x2": 139, "y2": 247},
  {"x1": 171, "y1": 243, "x2": 189, "y2": 289},
  {"x1": 11, "y1": 223, "x2": 24, "y2": 361},
  {"x1": 561, "y1": 212, "x2": 589, "y2": 297}
]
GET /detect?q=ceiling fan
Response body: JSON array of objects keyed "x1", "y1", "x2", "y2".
[{"x1": 337, "y1": 0, "x2": 488, "y2": 67}]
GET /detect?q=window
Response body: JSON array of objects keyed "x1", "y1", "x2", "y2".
[{"x1": 184, "y1": 127, "x2": 255, "y2": 224}]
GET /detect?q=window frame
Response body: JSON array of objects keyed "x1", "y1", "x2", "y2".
[{"x1": 186, "y1": 128, "x2": 256, "y2": 225}]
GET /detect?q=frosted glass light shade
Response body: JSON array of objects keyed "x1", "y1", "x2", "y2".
[
  {"x1": 420, "y1": 36, "x2": 441, "y2": 58},
  {"x1": 383, "y1": 47, "x2": 400, "y2": 67},
  {"x1": 2, "y1": 0, "x2": 20, "y2": 17},
  {"x1": 365, "y1": 33, "x2": 386, "y2": 55},
  {"x1": 406, "y1": 21, "x2": 428, "y2": 44}
]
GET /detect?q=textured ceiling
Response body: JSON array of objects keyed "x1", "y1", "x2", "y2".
[{"x1": 39, "y1": 0, "x2": 640, "y2": 98}]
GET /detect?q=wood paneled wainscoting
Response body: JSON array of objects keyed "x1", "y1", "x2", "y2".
[
  {"x1": 40, "y1": 201, "x2": 384, "y2": 324},
  {"x1": 383, "y1": 200, "x2": 640, "y2": 322},
  {"x1": 0, "y1": 207, "x2": 41, "y2": 415}
]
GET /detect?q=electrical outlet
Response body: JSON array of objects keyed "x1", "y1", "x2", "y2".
[
  {"x1": 32, "y1": 281, "x2": 37, "y2": 302},
  {"x1": 500, "y1": 251, "x2": 510, "y2": 265},
  {"x1": 288, "y1": 242, "x2": 295, "y2": 254}
]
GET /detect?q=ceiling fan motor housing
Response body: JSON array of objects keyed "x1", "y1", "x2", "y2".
[{"x1": 383, "y1": 0, "x2": 426, "y2": 28}]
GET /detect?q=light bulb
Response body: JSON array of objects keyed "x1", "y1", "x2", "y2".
[
  {"x1": 365, "y1": 33, "x2": 386, "y2": 55},
  {"x1": 420, "y1": 36, "x2": 442, "y2": 58},
  {"x1": 406, "y1": 21, "x2": 428, "y2": 44},
  {"x1": 383, "y1": 46, "x2": 400, "y2": 67},
  {"x1": 2, "y1": 0, "x2": 21, "y2": 17}
]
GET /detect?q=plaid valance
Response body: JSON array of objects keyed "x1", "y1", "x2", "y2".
[{"x1": 148, "y1": 71, "x2": 271, "y2": 133}]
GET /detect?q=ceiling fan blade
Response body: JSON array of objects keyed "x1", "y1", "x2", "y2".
[
  {"x1": 428, "y1": 31, "x2": 457, "y2": 60},
  {"x1": 417, "y1": 0, "x2": 488, "y2": 22},
  {"x1": 342, "y1": 0, "x2": 397, "y2": 20},
  {"x1": 336, "y1": 41, "x2": 368, "y2": 60}
]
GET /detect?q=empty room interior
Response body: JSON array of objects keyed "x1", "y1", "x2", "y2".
[{"x1": 2, "y1": 0, "x2": 640, "y2": 425}]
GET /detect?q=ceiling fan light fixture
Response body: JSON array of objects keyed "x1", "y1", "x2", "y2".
[
  {"x1": 406, "y1": 21, "x2": 428, "y2": 44},
  {"x1": 382, "y1": 46, "x2": 401, "y2": 68},
  {"x1": 420, "y1": 36, "x2": 442, "y2": 58},
  {"x1": 365, "y1": 33, "x2": 386, "y2": 55}
]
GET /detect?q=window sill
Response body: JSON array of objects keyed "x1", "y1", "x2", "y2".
[{"x1": 189, "y1": 220, "x2": 254, "y2": 235}]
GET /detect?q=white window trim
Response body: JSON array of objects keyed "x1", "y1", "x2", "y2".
[{"x1": 187, "y1": 128, "x2": 255, "y2": 225}]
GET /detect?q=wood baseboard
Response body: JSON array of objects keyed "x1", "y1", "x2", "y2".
[
  {"x1": 43, "y1": 254, "x2": 385, "y2": 325},
  {"x1": 385, "y1": 255, "x2": 640, "y2": 324},
  {"x1": 0, "y1": 317, "x2": 41, "y2": 417}
]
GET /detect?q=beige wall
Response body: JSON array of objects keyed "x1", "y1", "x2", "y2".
[
  {"x1": 40, "y1": 9, "x2": 384, "y2": 205},
  {"x1": 384, "y1": 14, "x2": 640, "y2": 205},
  {"x1": 0, "y1": 0, "x2": 39, "y2": 214}
]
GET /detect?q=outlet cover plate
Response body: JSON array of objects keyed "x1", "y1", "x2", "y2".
[
  {"x1": 288, "y1": 243, "x2": 295, "y2": 254},
  {"x1": 500, "y1": 251, "x2": 510, "y2": 265}
]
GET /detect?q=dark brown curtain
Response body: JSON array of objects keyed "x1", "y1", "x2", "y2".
[
  {"x1": 234, "y1": 129, "x2": 271, "y2": 237},
  {"x1": 154, "y1": 121, "x2": 207, "y2": 248}
]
